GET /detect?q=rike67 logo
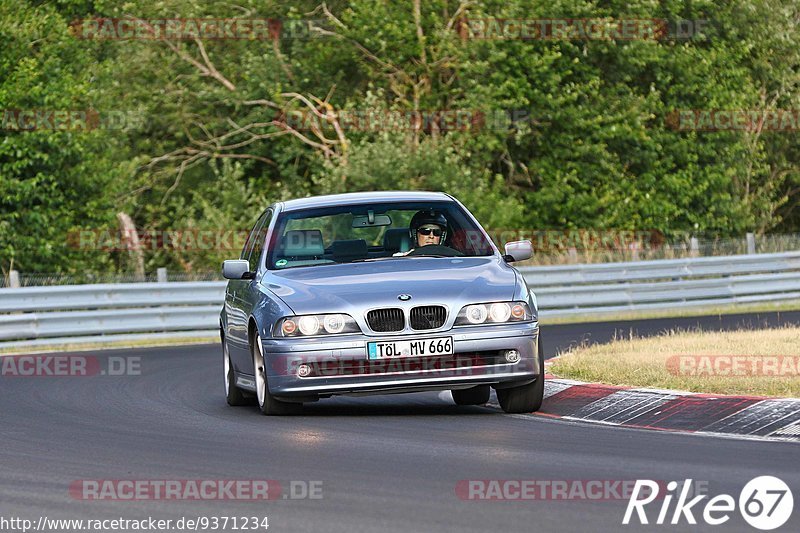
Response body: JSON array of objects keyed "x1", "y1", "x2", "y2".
[{"x1": 623, "y1": 476, "x2": 793, "y2": 530}]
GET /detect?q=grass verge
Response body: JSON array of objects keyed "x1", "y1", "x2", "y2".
[{"x1": 549, "y1": 326, "x2": 800, "y2": 398}]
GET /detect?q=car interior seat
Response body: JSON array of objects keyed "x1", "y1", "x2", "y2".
[
  {"x1": 331, "y1": 239, "x2": 368, "y2": 262},
  {"x1": 382, "y1": 228, "x2": 410, "y2": 254},
  {"x1": 277, "y1": 229, "x2": 331, "y2": 267}
]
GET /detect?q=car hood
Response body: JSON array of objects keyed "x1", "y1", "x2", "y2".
[{"x1": 263, "y1": 257, "x2": 516, "y2": 315}]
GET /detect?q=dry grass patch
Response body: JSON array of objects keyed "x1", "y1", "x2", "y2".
[{"x1": 549, "y1": 327, "x2": 800, "y2": 398}]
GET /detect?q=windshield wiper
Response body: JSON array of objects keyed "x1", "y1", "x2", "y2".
[
  {"x1": 350, "y1": 254, "x2": 454, "y2": 263},
  {"x1": 350, "y1": 256, "x2": 406, "y2": 263}
]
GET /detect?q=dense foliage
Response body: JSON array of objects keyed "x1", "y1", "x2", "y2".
[{"x1": 1, "y1": 0, "x2": 799, "y2": 274}]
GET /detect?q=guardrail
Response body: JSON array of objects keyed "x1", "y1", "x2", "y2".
[
  {"x1": 1, "y1": 251, "x2": 799, "y2": 349},
  {"x1": 519, "y1": 251, "x2": 800, "y2": 316},
  {"x1": 0, "y1": 282, "x2": 226, "y2": 348}
]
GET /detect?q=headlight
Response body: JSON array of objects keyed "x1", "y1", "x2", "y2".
[
  {"x1": 323, "y1": 314, "x2": 346, "y2": 334},
  {"x1": 489, "y1": 303, "x2": 511, "y2": 322},
  {"x1": 465, "y1": 304, "x2": 488, "y2": 324},
  {"x1": 298, "y1": 316, "x2": 320, "y2": 336},
  {"x1": 454, "y1": 301, "x2": 532, "y2": 326},
  {"x1": 276, "y1": 313, "x2": 360, "y2": 337}
]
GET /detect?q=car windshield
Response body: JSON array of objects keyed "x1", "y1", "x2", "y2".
[{"x1": 266, "y1": 201, "x2": 495, "y2": 270}]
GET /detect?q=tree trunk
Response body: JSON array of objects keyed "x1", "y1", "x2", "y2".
[{"x1": 117, "y1": 212, "x2": 145, "y2": 281}]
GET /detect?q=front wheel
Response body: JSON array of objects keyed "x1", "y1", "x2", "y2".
[
  {"x1": 252, "y1": 334, "x2": 301, "y2": 416},
  {"x1": 496, "y1": 336, "x2": 545, "y2": 414}
]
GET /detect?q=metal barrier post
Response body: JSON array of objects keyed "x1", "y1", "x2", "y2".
[{"x1": 746, "y1": 233, "x2": 756, "y2": 254}]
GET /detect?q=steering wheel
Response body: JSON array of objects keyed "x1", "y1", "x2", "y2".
[{"x1": 405, "y1": 244, "x2": 464, "y2": 257}]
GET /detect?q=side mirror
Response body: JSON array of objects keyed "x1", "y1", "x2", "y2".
[
  {"x1": 222, "y1": 259, "x2": 254, "y2": 280},
  {"x1": 503, "y1": 240, "x2": 532, "y2": 262}
]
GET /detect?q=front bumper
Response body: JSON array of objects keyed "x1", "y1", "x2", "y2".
[{"x1": 260, "y1": 322, "x2": 539, "y2": 399}]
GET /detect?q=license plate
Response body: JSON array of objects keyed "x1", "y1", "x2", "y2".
[{"x1": 367, "y1": 337, "x2": 453, "y2": 360}]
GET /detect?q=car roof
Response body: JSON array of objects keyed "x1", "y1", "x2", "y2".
[{"x1": 278, "y1": 191, "x2": 453, "y2": 212}]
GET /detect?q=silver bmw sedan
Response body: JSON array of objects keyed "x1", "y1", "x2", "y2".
[{"x1": 220, "y1": 191, "x2": 542, "y2": 415}]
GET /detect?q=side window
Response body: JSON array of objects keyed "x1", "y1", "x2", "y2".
[
  {"x1": 240, "y1": 208, "x2": 272, "y2": 265},
  {"x1": 248, "y1": 208, "x2": 273, "y2": 269},
  {"x1": 240, "y1": 217, "x2": 263, "y2": 261}
]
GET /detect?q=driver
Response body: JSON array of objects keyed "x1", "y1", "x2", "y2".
[{"x1": 394, "y1": 210, "x2": 448, "y2": 256}]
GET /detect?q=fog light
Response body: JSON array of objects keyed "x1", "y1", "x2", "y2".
[
  {"x1": 504, "y1": 350, "x2": 521, "y2": 363},
  {"x1": 297, "y1": 364, "x2": 311, "y2": 377}
]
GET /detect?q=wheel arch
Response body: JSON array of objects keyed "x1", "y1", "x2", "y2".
[{"x1": 248, "y1": 317, "x2": 259, "y2": 346}]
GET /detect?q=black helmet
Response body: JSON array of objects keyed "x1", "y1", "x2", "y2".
[{"x1": 409, "y1": 209, "x2": 448, "y2": 243}]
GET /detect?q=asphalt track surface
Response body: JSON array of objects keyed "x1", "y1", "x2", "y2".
[{"x1": 2, "y1": 312, "x2": 799, "y2": 533}]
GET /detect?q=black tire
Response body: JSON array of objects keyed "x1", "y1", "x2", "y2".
[
  {"x1": 223, "y1": 337, "x2": 248, "y2": 406},
  {"x1": 496, "y1": 335, "x2": 545, "y2": 414},
  {"x1": 252, "y1": 333, "x2": 301, "y2": 416},
  {"x1": 452, "y1": 385, "x2": 490, "y2": 406}
]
